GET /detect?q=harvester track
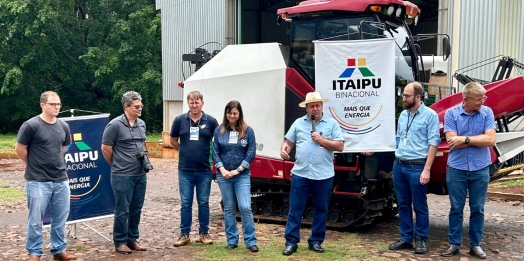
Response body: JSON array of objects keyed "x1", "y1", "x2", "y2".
[{"x1": 242, "y1": 191, "x2": 389, "y2": 229}]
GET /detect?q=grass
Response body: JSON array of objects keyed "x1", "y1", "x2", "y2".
[
  {"x1": 75, "y1": 243, "x2": 87, "y2": 251},
  {"x1": 0, "y1": 133, "x2": 163, "y2": 150},
  {"x1": 183, "y1": 229, "x2": 392, "y2": 261},
  {"x1": 0, "y1": 181, "x2": 26, "y2": 204},
  {"x1": 146, "y1": 132, "x2": 162, "y2": 143},
  {"x1": 490, "y1": 179, "x2": 524, "y2": 188},
  {"x1": 0, "y1": 133, "x2": 16, "y2": 151}
]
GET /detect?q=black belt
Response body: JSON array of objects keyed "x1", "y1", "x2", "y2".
[{"x1": 395, "y1": 157, "x2": 426, "y2": 165}]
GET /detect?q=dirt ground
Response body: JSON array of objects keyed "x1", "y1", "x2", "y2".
[{"x1": 1, "y1": 158, "x2": 524, "y2": 261}]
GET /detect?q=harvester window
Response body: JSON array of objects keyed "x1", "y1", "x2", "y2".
[
  {"x1": 291, "y1": 21, "x2": 316, "y2": 80},
  {"x1": 318, "y1": 17, "x2": 378, "y2": 41}
]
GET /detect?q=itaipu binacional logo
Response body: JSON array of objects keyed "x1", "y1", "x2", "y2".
[
  {"x1": 65, "y1": 133, "x2": 103, "y2": 205},
  {"x1": 329, "y1": 57, "x2": 383, "y2": 135}
]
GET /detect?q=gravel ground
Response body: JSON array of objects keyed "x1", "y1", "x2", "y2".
[{"x1": 1, "y1": 158, "x2": 524, "y2": 261}]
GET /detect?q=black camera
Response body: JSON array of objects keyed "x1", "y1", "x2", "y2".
[{"x1": 136, "y1": 151, "x2": 154, "y2": 173}]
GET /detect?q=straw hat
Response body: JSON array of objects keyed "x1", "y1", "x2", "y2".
[{"x1": 299, "y1": 92, "x2": 329, "y2": 107}]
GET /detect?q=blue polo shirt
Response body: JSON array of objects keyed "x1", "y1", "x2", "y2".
[
  {"x1": 395, "y1": 104, "x2": 440, "y2": 160},
  {"x1": 170, "y1": 112, "x2": 218, "y2": 171},
  {"x1": 444, "y1": 104, "x2": 495, "y2": 171},
  {"x1": 285, "y1": 114, "x2": 344, "y2": 180}
]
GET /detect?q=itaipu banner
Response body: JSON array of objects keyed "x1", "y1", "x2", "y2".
[
  {"x1": 44, "y1": 114, "x2": 114, "y2": 224},
  {"x1": 314, "y1": 38, "x2": 396, "y2": 152}
]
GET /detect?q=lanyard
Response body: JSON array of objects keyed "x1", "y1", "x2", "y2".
[
  {"x1": 189, "y1": 115, "x2": 202, "y2": 127},
  {"x1": 122, "y1": 114, "x2": 145, "y2": 154},
  {"x1": 405, "y1": 112, "x2": 417, "y2": 136}
]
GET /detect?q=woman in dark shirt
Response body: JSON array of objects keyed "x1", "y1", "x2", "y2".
[{"x1": 212, "y1": 100, "x2": 258, "y2": 252}]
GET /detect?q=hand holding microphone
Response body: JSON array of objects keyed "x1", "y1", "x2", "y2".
[{"x1": 310, "y1": 114, "x2": 322, "y2": 144}]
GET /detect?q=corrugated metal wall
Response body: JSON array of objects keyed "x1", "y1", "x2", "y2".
[
  {"x1": 497, "y1": 0, "x2": 522, "y2": 62},
  {"x1": 521, "y1": 2, "x2": 524, "y2": 63},
  {"x1": 156, "y1": 0, "x2": 227, "y2": 101},
  {"x1": 457, "y1": 0, "x2": 524, "y2": 84},
  {"x1": 458, "y1": 0, "x2": 499, "y2": 83}
]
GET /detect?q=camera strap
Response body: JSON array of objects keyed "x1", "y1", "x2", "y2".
[{"x1": 122, "y1": 114, "x2": 146, "y2": 155}]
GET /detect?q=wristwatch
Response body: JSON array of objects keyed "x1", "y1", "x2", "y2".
[
  {"x1": 236, "y1": 167, "x2": 242, "y2": 172},
  {"x1": 465, "y1": 137, "x2": 470, "y2": 144}
]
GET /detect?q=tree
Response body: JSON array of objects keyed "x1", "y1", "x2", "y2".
[{"x1": 0, "y1": 0, "x2": 162, "y2": 133}]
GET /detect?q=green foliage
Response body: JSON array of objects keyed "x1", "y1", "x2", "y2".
[{"x1": 0, "y1": 0, "x2": 162, "y2": 133}]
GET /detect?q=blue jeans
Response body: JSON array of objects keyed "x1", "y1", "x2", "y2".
[
  {"x1": 446, "y1": 166, "x2": 489, "y2": 248},
  {"x1": 26, "y1": 181, "x2": 70, "y2": 256},
  {"x1": 393, "y1": 162, "x2": 429, "y2": 243},
  {"x1": 284, "y1": 175, "x2": 333, "y2": 248},
  {"x1": 216, "y1": 172, "x2": 256, "y2": 248},
  {"x1": 111, "y1": 174, "x2": 147, "y2": 247},
  {"x1": 178, "y1": 170, "x2": 212, "y2": 235}
]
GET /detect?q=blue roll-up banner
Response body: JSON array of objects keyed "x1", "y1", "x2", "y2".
[{"x1": 44, "y1": 114, "x2": 114, "y2": 224}]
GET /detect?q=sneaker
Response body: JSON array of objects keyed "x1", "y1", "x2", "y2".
[
  {"x1": 414, "y1": 237, "x2": 427, "y2": 254},
  {"x1": 389, "y1": 239, "x2": 413, "y2": 250},
  {"x1": 173, "y1": 234, "x2": 190, "y2": 247},
  {"x1": 469, "y1": 246, "x2": 487, "y2": 259},
  {"x1": 198, "y1": 233, "x2": 213, "y2": 245}
]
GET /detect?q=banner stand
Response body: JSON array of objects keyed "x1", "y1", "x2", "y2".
[
  {"x1": 44, "y1": 214, "x2": 113, "y2": 247},
  {"x1": 42, "y1": 111, "x2": 115, "y2": 247}
]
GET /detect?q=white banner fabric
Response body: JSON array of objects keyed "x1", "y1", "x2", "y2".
[{"x1": 314, "y1": 38, "x2": 396, "y2": 152}]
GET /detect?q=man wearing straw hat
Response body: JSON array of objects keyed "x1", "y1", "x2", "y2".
[{"x1": 280, "y1": 91, "x2": 344, "y2": 256}]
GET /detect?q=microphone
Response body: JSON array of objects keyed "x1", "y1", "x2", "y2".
[{"x1": 311, "y1": 114, "x2": 316, "y2": 133}]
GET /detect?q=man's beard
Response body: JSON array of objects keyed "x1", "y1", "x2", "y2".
[{"x1": 403, "y1": 101, "x2": 414, "y2": 110}]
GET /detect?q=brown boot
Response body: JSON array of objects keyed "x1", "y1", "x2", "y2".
[
  {"x1": 198, "y1": 233, "x2": 213, "y2": 245},
  {"x1": 115, "y1": 244, "x2": 133, "y2": 254},
  {"x1": 173, "y1": 234, "x2": 190, "y2": 247},
  {"x1": 53, "y1": 251, "x2": 76, "y2": 260},
  {"x1": 28, "y1": 255, "x2": 40, "y2": 261},
  {"x1": 128, "y1": 241, "x2": 147, "y2": 251}
]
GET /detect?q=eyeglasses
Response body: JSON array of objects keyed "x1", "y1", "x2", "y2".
[
  {"x1": 402, "y1": 94, "x2": 414, "y2": 99},
  {"x1": 466, "y1": 95, "x2": 488, "y2": 103},
  {"x1": 46, "y1": 103, "x2": 62, "y2": 107},
  {"x1": 128, "y1": 105, "x2": 143, "y2": 109}
]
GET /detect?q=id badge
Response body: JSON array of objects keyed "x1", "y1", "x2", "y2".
[
  {"x1": 403, "y1": 138, "x2": 408, "y2": 147},
  {"x1": 229, "y1": 131, "x2": 238, "y2": 144},
  {"x1": 190, "y1": 127, "x2": 199, "y2": 141}
]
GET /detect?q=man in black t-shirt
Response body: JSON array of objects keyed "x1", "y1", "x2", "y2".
[
  {"x1": 15, "y1": 91, "x2": 76, "y2": 261},
  {"x1": 170, "y1": 91, "x2": 218, "y2": 247}
]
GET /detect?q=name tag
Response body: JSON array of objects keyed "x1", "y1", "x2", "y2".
[
  {"x1": 190, "y1": 127, "x2": 199, "y2": 141},
  {"x1": 229, "y1": 131, "x2": 238, "y2": 144},
  {"x1": 403, "y1": 138, "x2": 408, "y2": 147}
]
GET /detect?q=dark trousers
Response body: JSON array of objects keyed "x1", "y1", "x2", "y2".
[
  {"x1": 393, "y1": 162, "x2": 429, "y2": 243},
  {"x1": 284, "y1": 175, "x2": 334, "y2": 247},
  {"x1": 111, "y1": 174, "x2": 147, "y2": 247}
]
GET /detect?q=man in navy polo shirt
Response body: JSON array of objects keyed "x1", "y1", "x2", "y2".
[
  {"x1": 170, "y1": 91, "x2": 218, "y2": 247},
  {"x1": 440, "y1": 82, "x2": 495, "y2": 259}
]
